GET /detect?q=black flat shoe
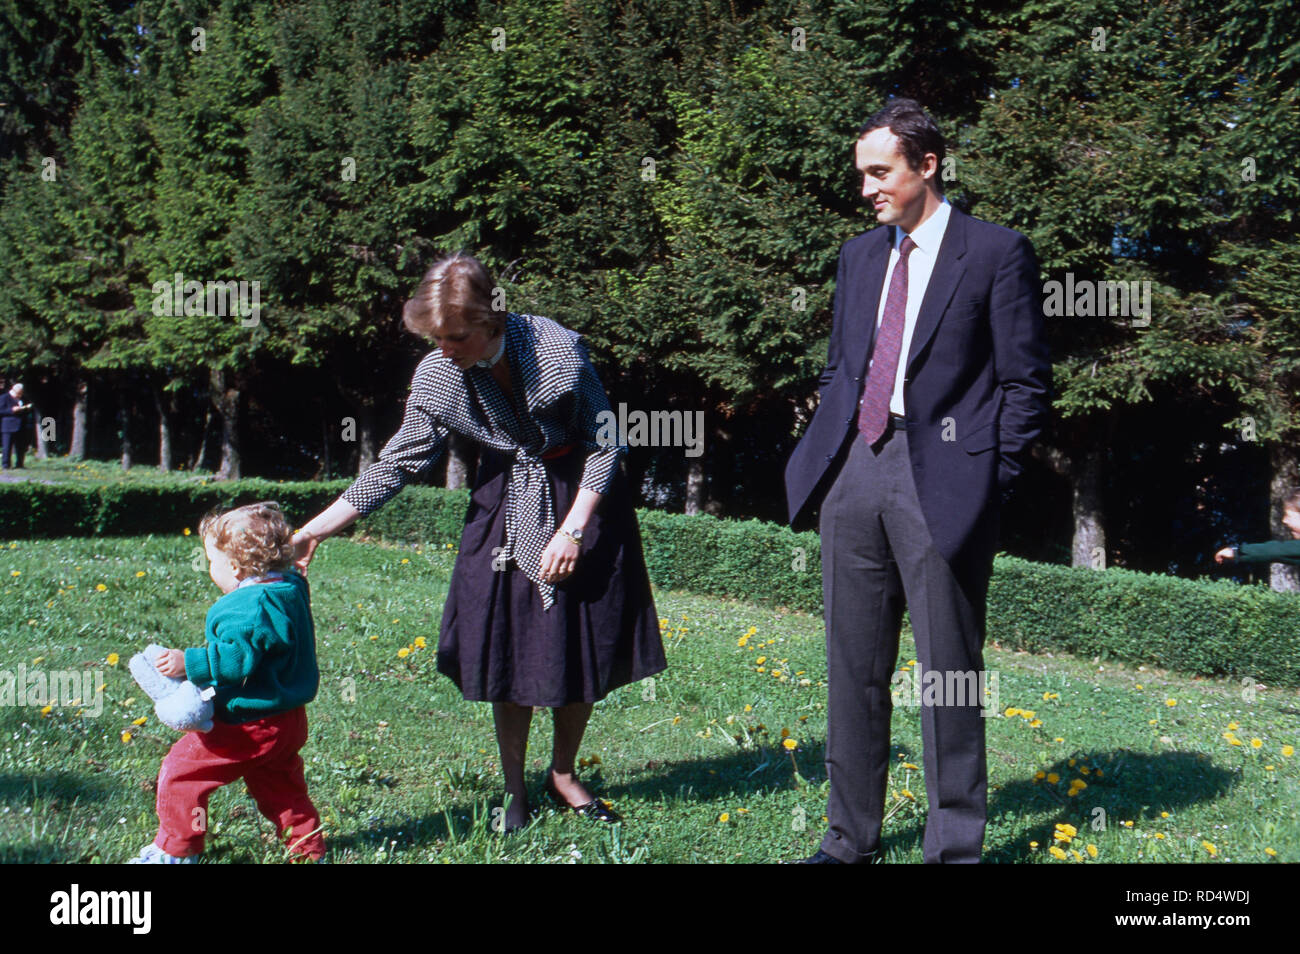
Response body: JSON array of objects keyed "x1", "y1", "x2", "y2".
[
  {"x1": 544, "y1": 773, "x2": 622, "y2": 823},
  {"x1": 795, "y1": 849, "x2": 844, "y2": 864}
]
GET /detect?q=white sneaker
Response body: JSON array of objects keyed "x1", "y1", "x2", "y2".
[{"x1": 128, "y1": 843, "x2": 197, "y2": 864}]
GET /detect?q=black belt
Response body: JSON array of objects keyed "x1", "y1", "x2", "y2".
[{"x1": 887, "y1": 413, "x2": 908, "y2": 429}]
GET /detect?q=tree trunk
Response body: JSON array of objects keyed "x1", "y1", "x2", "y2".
[
  {"x1": 1041, "y1": 444, "x2": 1106, "y2": 569},
  {"x1": 211, "y1": 366, "x2": 241, "y2": 480},
  {"x1": 684, "y1": 455, "x2": 705, "y2": 515},
  {"x1": 356, "y1": 404, "x2": 377, "y2": 475},
  {"x1": 153, "y1": 386, "x2": 172, "y2": 472},
  {"x1": 1269, "y1": 443, "x2": 1300, "y2": 592},
  {"x1": 32, "y1": 404, "x2": 49, "y2": 460},
  {"x1": 68, "y1": 377, "x2": 88, "y2": 460},
  {"x1": 191, "y1": 400, "x2": 212, "y2": 472},
  {"x1": 118, "y1": 390, "x2": 132, "y2": 471},
  {"x1": 445, "y1": 432, "x2": 474, "y2": 489},
  {"x1": 1071, "y1": 448, "x2": 1105, "y2": 569}
]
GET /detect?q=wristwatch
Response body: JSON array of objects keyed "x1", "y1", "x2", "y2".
[{"x1": 560, "y1": 526, "x2": 584, "y2": 545}]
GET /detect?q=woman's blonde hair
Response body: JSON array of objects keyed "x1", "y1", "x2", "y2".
[
  {"x1": 402, "y1": 252, "x2": 503, "y2": 340},
  {"x1": 198, "y1": 501, "x2": 295, "y2": 579}
]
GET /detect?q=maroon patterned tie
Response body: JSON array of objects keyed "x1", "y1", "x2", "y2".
[{"x1": 857, "y1": 235, "x2": 916, "y2": 444}]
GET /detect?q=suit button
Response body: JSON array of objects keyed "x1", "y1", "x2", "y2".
[
  {"x1": 844, "y1": 417, "x2": 853, "y2": 425},
  {"x1": 853, "y1": 375, "x2": 861, "y2": 382},
  {"x1": 825, "y1": 453, "x2": 834, "y2": 461}
]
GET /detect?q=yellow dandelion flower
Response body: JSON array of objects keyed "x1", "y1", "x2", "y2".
[
  {"x1": 1201, "y1": 840, "x2": 1217, "y2": 857},
  {"x1": 900, "y1": 789, "x2": 914, "y2": 800},
  {"x1": 1029, "y1": 719, "x2": 1043, "y2": 728},
  {"x1": 1160, "y1": 811, "x2": 1169, "y2": 818},
  {"x1": 1283, "y1": 745, "x2": 1294, "y2": 757},
  {"x1": 756, "y1": 667, "x2": 766, "y2": 673},
  {"x1": 1264, "y1": 765, "x2": 1274, "y2": 771},
  {"x1": 95, "y1": 583, "x2": 107, "y2": 591},
  {"x1": 902, "y1": 763, "x2": 920, "y2": 771},
  {"x1": 1068, "y1": 758, "x2": 1076, "y2": 767},
  {"x1": 414, "y1": 636, "x2": 427, "y2": 649},
  {"x1": 1055, "y1": 823, "x2": 1078, "y2": 837},
  {"x1": 135, "y1": 571, "x2": 146, "y2": 577},
  {"x1": 1250, "y1": 738, "x2": 1263, "y2": 749},
  {"x1": 672, "y1": 716, "x2": 681, "y2": 725},
  {"x1": 1028, "y1": 840, "x2": 1038, "y2": 848},
  {"x1": 120, "y1": 731, "x2": 132, "y2": 743},
  {"x1": 1227, "y1": 722, "x2": 1239, "y2": 730},
  {"x1": 1080, "y1": 766, "x2": 1091, "y2": 775},
  {"x1": 718, "y1": 813, "x2": 730, "y2": 823},
  {"x1": 183, "y1": 528, "x2": 191, "y2": 536},
  {"x1": 1054, "y1": 737, "x2": 1065, "y2": 743},
  {"x1": 1122, "y1": 820, "x2": 1134, "y2": 828},
  {"x1": 132, "y1": 716, "x2": 147, "y2": 726},
  {"x1": 1155, "y1": 832, "x2": 1165, "y2": 840},
  {"x1": 1070, "y1": 849, "x2": 1083, "y2": 862},
  {"x1": 1034, "y1": 770, "x2": 1045, "y2": 780},
  {"x1": 782, "y1": 738, "x2": 797, "y2": 751},
  {"x1": 40, "y1": 705, "x2": 51, "y2": 717},
  {"x1": 400, "y1": 558, "x2": 409, "y2": 564},
  {"x1": 780, "y1": 727, "x2": 790, "y2": 739},
  {"x1": 397, "y1": 647, "x2": 410, "y2": 659},
  {"x1": 1229, "y1": 737, "x2": 1243, "y2": 746},
  {"x1": 744, "y1": 704, "x2": 753, "y2": 713},
  {"x1": 1165, "y1": 698, "x2": 1177, "y2": 707},
  {"x1": 1265, "y1": 848, "x2": 1277, "y2": 857},
  {"x1": 106, "y1": 653, "x2": 119, "y2": 666},
  {"x1": 756, "y1": 656, "x2": 767, "y2": 665},
  {"x1": 1046, "y1": 773, "x2": 1059, "y2": 784},
  {"x1": 1086, "y1": 844, "x2": 1098, "y2": 858},
  {"x1": 1049, "y1": 846, "x2": 1067, "y2": 860},
  {"x1": 1135, "y1": 684, "x2": 1143, "y2": 690}
]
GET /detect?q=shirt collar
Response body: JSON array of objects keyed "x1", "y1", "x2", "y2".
[
  {"x1": 896, "y1": 196, "x2": 951, "y2": 257},
  {"x1": 237, "y1": 571, "x2": 284, "y2": 589}
]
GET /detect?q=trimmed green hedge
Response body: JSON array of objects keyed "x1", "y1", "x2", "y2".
[
  {"x1": 0, "y1": 479, "x2": 353, "y2": 537},
  {"x1": 3, "y1": 480, "x2": 1298, "y2": 685}
]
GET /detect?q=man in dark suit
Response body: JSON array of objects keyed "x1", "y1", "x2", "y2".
[
  {"x1": 784, "y1": 100, "x2": 1050, "y2": 863},
  {"x1": 1, "y1": 382, "x2": 33, "y2": 470}
]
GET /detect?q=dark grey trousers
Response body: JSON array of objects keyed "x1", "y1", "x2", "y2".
[{"x1": 818, "y1": 424, "x2": 988, "y2": 863}]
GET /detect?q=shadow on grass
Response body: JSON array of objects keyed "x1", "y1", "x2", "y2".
[
  {"x1": 0, "y1": 771, "x2": 115, "y2": 807},
  {"x1": 988, "y1": 749, "x2": 1238, "y2": 862}
]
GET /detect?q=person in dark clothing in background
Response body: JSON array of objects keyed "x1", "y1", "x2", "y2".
[{"x1": 0, "y1": 382, "x2": 34, "y2": 469}]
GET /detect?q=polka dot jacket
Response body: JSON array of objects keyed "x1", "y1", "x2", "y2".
[{"x1": 341, "y1": 312, "x2": 626, "y2": 610}]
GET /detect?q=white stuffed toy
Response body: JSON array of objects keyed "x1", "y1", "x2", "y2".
[{"x1": 128, "y1": 643, "x2": 216, "y2": 732}]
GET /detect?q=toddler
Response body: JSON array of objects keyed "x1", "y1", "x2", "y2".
[{"x1": 129, "y1": 501, "x2": 324, "y2": 863}]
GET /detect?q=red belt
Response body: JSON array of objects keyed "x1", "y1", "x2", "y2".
[{"x1": 541, "y1": 442, "x2": 576, "y2": 460}]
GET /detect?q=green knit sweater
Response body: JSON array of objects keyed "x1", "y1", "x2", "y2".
[
  {"x1": 1237, "y1": 538, "x2": 1300, "y2": 567},
  {"x1": 184, "y1": 569, "x2": 319, "y2": 724}
]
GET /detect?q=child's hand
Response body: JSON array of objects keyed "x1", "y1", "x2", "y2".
[
  {"x1": 154, "y1": 649, "x2": 187, "y2": 677},
  {"x1": 1214, "y1": 546, "x2": 1235, "y2": 564}
]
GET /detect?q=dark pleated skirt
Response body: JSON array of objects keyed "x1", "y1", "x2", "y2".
[{"x1": 436, "y1": 446, "x2": 667, "y2": 707}]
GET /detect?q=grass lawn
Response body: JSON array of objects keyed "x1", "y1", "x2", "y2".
[{"x1": 1, "y1": 532, "x2": 1297, "y2": 863}]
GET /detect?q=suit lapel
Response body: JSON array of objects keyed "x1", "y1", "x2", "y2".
[{"x1": 905, "y1": 205, "x2": 968, "y2": 371}]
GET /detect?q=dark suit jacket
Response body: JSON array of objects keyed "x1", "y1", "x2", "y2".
[
  {"x1": 784, "y1": 204, "x2": 1051, "y2": 583},
  {"x1": 0, "y1": 393, "x2": 28, "y2": 434}
]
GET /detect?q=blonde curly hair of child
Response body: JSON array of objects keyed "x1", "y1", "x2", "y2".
[{"x1": 198, "y1": 501, "x2": 295, "y2": 579}]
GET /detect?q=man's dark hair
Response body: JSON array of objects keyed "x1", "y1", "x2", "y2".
[{"x1": 858, "y1": 98, "x2": 946, "y2": 194}]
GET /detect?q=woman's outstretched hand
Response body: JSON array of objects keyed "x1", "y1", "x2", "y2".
[
  {"x1": 540, "y1": 532, "x2": 580, "y2": 583},
  {"x1": 292, "y1": 531, "x2": 321, "y2": 575},
  {"x1": 1214, "y1": 546, "x2": 1235, "y2": 564}
]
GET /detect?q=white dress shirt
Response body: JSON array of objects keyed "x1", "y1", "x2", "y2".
[{"x1": 865, "y1": 197, "x2": 952, "y2": 417}]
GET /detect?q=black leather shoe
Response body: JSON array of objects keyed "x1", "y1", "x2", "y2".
[
  {"x1": 796, "y1": 849, "x2": 844, "y2": 864},
  {"x1": 544, "y1": 773, "x2": 622, "y2": 823}
]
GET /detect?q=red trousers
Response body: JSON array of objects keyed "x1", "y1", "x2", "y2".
[{"x1": 154, "y1": 706, "x2": 325, "y2": 859}]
